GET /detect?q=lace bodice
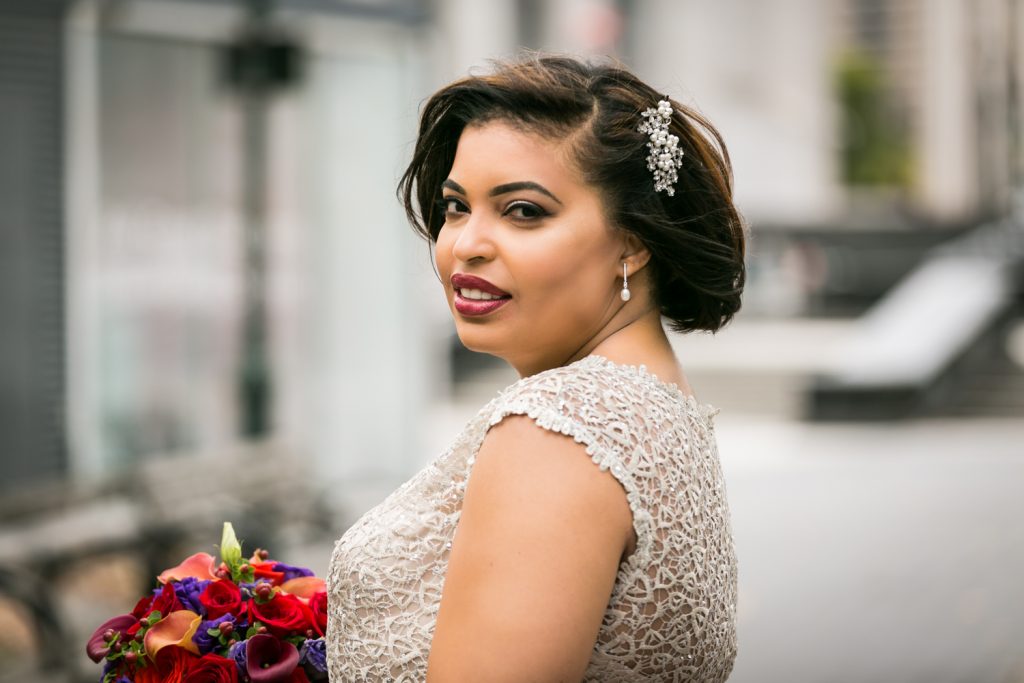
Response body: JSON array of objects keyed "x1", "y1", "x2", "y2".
[{"x1": 326, "y1": 355, "x2": 738, "y2": 682}]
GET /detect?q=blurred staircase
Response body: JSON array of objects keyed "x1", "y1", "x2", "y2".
[
  {"x1": 932, "y1": 317, "x2": 1024, "y2": 418},
  {"x1": 946, "y1": 359, "x2": 1024, "y2": 417},
  {"x1": 809, "y1": 216, "x2": 1024, "y2": 420}
]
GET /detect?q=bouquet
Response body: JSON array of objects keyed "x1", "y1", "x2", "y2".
[{"x1": 86, "y1": 523, "x2": 328, "y2": 682}]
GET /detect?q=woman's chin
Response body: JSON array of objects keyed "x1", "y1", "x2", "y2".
[
  {"x1": 454, "y1": 334, "x2": 496, "y2": 356},
  {"x1": 452, "y1": 328, "x2": 508, "y2": 360}
]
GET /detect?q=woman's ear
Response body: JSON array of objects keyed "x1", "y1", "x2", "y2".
[{"x1": 621, "y1": 233, "x2": 651, "y2": 277}]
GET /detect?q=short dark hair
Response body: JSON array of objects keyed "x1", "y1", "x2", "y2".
[{"x1": 398, "y1": 54, "x2": 746, "y2": 333}]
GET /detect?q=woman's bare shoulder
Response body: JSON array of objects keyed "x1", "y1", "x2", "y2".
[{"x1": 427, "y1": 414, "x2": 632, "y2": 682}]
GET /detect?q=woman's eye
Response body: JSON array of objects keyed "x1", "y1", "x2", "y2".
[
  {"x1": 440, "y1": 197, "x2": 467, "y2": 214},
  {"x1": 504, "y1": 201, "x2": 548, "y2": 220}
]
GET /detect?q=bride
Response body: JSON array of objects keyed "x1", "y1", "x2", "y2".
[{"x1": 326, "y1": 54, "x2": 745, "y2": 682}]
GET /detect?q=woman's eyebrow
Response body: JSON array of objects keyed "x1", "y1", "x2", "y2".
[
  {"x1": 442, "y1": 179, "x2": 565, "y2": 205},
  {"x1": 490, "y1": 181, "x2": 562, "y2": 205},
  {"x1": 442, "y1": 179, "x2": 466, "y2": 194}
]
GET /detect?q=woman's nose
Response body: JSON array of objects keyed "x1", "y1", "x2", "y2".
[{"x1": 450, "y1": 213, "x2": 496, "y2": 263}]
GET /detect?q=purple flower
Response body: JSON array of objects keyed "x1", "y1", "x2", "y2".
[
  {"x1": 299, "y1": 637, "x2": 328, "y2": 679},
  {"x1": 100, "y1": 660, "x2": 123, "y2": 681},
  {"x1": 174, "y1": 576, "x2": 211, "y2": 614},
  {"x1": 192, "y1": 613, "x2": 236, "y2": 654},
  {"x1": 100, "y1": 660, "x2": 131, "y2": 683},
  {"x1": 272, "y1": 562, "x2": 314, "y2": 582},
  {"x1": 229, "y1": 639, "x2": 248, "y2": 678}
]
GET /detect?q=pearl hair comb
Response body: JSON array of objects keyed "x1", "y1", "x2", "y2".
[{"x1": 638, "y1": 99, "x2": 684, "y2": 196}]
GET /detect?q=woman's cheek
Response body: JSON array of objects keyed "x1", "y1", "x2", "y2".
[{"x1": 433, "y1": 237, "x2": 454, "y2": 285}]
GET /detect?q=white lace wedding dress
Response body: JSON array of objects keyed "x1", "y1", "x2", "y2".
[{"x1": 326, "y1": 355, "x2": 738, "y2": 682}]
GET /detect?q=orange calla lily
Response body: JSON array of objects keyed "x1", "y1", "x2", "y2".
[
  {"x1": 143, "y1": 610, "x2": 201, "y2": 659},
  {"x1": 157, "y1": 552, "x2": 217, "y2": 584},
  {"x1": 280, "y1": 576, "x2": 326, "y2": 602}
]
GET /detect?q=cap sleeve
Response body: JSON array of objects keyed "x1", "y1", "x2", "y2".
[{"x1": 475, "y1": 364, "x2": 657, "y2": 572}]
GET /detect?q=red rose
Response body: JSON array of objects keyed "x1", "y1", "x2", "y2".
[
  {"x1": 183, "y1": 653, "x2": 238, "y2": 683},
  {"x1": 200, "y1": 580, "x2": 242, "y2": 620},
  {"x1": 136, "y1": 665, "x2": 161, "y2": 683},
  {"x1": 149, "y1": 583, "x2": 184, "y2": 619},
  {"x1": 132, "y1": 594, "x2": 155, "y2": 619},
  {"x1": 137, "y1": 645, "x2": 195, "y2": 683},
  {"x1": 250, "y1": 593, "x2": 314, "y2": 637},
  {"x1": 127, "y1": 620, "x2": 144, "y2": 639},
  {"x1": 308, "y1": 591, "x2": 327, "y2": 637}
]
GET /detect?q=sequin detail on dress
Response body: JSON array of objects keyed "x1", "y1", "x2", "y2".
[{"x1": 326, "y1": 355, "x2": 738, "y2": 682}]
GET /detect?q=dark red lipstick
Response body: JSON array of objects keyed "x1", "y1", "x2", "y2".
[
  {"x1": 451, "y1": 273, "x2": 510, "y2": 296},
  {"x1": 451, "y1": 273, "x2": 511, "y2": 316}
]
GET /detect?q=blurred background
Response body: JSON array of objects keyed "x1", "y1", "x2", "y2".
[{"x1": 1, "y1": 0, "x2": 1023, "y2": 680}]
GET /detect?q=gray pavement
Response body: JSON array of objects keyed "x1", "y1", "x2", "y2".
[
  {"x1": 716, "y1": 415, "x2": 1024, "y2": 683},
  {"x1": 49, "y1": 411, "x2": 1023, "y2": 683},
  {"x1": 422, "y1": 392, "x2": 1024, "y2": 681}
]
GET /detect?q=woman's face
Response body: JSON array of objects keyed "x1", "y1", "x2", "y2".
[{"x1": 435, "y1": 120, "x2": 628, "y2": 376}]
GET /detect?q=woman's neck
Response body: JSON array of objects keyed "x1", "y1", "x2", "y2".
[
  {"x1": 507, "y1": 306, "x2": 687, "y2": 390},
  {"x1": 585, "y1": 310, "x2": 687, "y2": 386}
]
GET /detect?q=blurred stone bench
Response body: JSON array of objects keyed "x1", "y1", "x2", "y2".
[{"x1": 0, "y1": 439, "x2": 333, "y2": 678}]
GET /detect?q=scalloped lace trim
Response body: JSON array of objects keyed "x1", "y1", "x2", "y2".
[{"x1": 580, "y1": 354, "x2": 721, "y2": 421}]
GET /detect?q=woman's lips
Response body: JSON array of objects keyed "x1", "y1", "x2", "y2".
[
  {"x1": 450, "y1": 273, "x2": 509, "y2": 296},
  {"x1": 450, "y1": 273, "x2": 511, "y2": 316},
  {"x1": 453, "y1": 291, "x2": 511, "y2": 316}
]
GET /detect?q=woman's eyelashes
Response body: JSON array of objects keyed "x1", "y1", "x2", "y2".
[
  {"x1": 439, "y1": 196, "x2": 550, "y2": 221},
  {"x1": 504, "y1": 200, "x2": 549, "y2": 220}
]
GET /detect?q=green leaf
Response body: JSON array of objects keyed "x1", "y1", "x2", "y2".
[
  {"x1": 233, "y1": 563, "x2": 255, "y2": 585},
  {"x1": 220, "y1": 522, "x2": 243, "y2": 569}
]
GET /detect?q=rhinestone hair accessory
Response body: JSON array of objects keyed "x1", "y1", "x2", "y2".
[{"x1": 638, "y1": 98, "x2": 684, "y2": 196}]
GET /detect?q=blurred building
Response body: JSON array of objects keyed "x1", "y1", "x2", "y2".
[
  {"x1": 835, "y1": 0, "x2": 1023, "y2": 222},
  {"x1": 2, "y1": 2, "x2": 1023, "y2": 679},
  {"x1": 1, "y1": 0, "x2": 1022, "y2": 490},
  {"x1": 3, "y1": 0, "x2": 438, "y2": 496}
]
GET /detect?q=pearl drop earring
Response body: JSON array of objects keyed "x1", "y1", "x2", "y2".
[{"x1": 620, "y1": 262, "x2": 631, "y2": 302}]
